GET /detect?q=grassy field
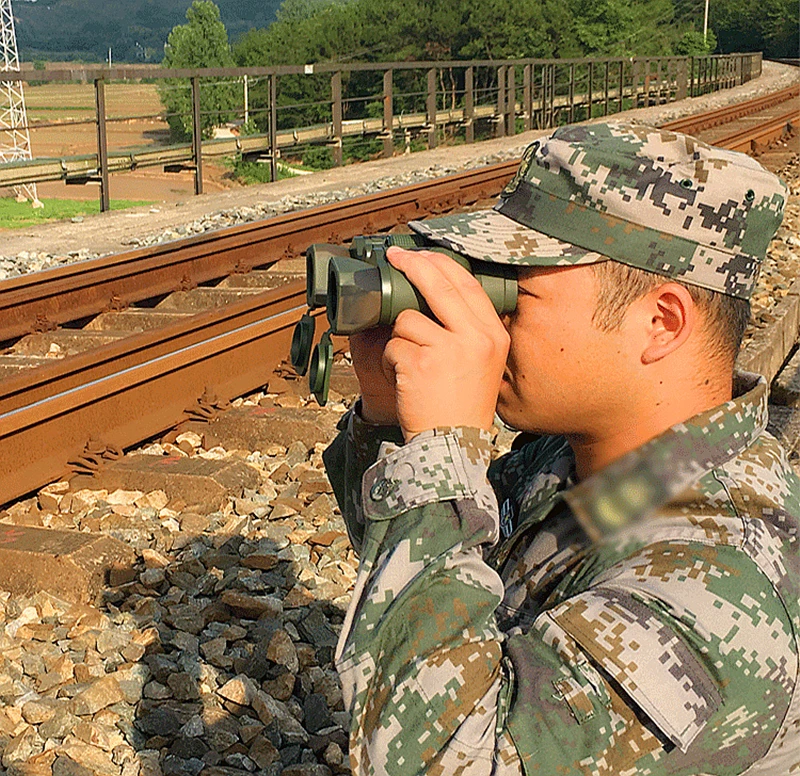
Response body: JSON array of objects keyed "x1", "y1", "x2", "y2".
[{"x1": 0, "y1": 197, "x2": 154, "y2": 229}]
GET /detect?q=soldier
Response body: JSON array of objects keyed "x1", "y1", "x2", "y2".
[{"x1": 323, "y1": 121, "x2": 799, "y2": 774}]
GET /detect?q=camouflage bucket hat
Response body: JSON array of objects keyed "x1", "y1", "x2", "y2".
[{"x1": 409, "y1": 121, "x2": 788, "y2": 299}]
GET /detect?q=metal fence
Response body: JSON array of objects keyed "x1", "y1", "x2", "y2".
[{"x1": 0, "y1": 52, "x2": 762, "y2": 211}]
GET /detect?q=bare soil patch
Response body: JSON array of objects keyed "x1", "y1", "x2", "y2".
[{"x1": 20, "y1": 82, "x2": 236, "y2": 203}]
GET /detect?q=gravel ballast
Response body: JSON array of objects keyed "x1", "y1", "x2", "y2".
[{"x1": 0, "y1": 385, "x2": 356, "y2": 776}]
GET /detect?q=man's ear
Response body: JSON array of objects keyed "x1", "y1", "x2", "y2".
[{"x1": 640, "y1": 283, "x2": 697, "y2": 365}]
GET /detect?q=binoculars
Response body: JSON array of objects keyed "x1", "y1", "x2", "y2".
[{"x1": 290, "y1": 232, "x2": 518, "y2": 405}]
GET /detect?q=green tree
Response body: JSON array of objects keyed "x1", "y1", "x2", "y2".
[
  {"x1": 458, "y1": 0, "x2": 555, "y2": 60},
  {"x1": 712, "y1": 0, "x2": 799, "y2": 57},
  {"x1": 275, "y1": 0, "x2": 344, "y2": 23},
  {"x1": 231, "y1": 0, "x2": 784, "y2": 143},
  {"x1": 674, "y1": 27, "x2": 717, "y2": 55},
  {"x1": 159, "y1": 0, "x2": 239, "y2": 141},
  {"x1": 234, "y1": 1, "x2": 365, "y2": 134}
]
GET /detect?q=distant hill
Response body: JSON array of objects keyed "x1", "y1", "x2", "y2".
[{"x1": 13, "y1": 0, "x2": 282, "y2": 63}]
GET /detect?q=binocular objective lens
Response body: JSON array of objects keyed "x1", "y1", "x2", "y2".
[
  {"x1": 290, "y1": 313, "x2": 316, "y2": 376},
  {"x1": 309, "y1": 331, "x2": 333, "y2": 406}
]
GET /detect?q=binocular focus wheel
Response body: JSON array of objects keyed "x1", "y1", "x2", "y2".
[
  {"x1": 290, "y1": 313, "x2": 316, "y2": 376},
  {"x1": 309, "y1": 332, "x2": 333, "y2": 406}
]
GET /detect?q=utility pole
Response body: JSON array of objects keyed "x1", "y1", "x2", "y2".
[
  {"x1": 0, "y1": 0, "x2": 41, "y2": 206},
  {"x1": 703, "y1": 0, "x2": 710, "y2": 45},
  {"x1": 243, "y1": 74, "x2": 249, "y2": 126}
]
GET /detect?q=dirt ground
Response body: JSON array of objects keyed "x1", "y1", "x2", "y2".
[{"x1": 21, "y1": 81, "x2": 238, "y2": 203}]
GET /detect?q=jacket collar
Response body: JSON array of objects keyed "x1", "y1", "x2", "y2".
[{"x1": 563, "y1": 372, "x2": 769, "y2": 542}]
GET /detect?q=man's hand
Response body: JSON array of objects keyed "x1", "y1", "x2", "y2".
[
  {"x1": 362, "y1": 246, "x2": 509, "y2": 441},
  {"x1": 349, "y1": 325, "x2": 398, "y2": 425}
]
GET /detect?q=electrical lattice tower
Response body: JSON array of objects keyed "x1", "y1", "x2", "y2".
[{"x1": 0, "y1": 0, "x2": 40, "y2": 206}]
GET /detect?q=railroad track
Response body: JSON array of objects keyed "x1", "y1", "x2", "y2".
[
  {"x1": 659, "y1": 83, "x2": 798, "y2": 136},
  {"x1": 0, "y1": 87, "x2": 798, "y2": 508}
]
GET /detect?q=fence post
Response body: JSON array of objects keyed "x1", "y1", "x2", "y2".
[
  {"x1": 464, "y1": 66, "x2": 474, "y2": 143},
  {"x1": 587, "y1": 61, "x2": 593, "y2": 120},
  {"x1": 634, "y1": 59, "x2": 643, "y2": 108},
  {"x1": 568, "y1": 63, "x2": 575, "y2": 123},
  {"x1": 603, "y1": 61, "x2": 610, "y2": 116},
  {"x1": 190, "y1": 76, "x2": 203, "y2": 196},
  {"x1": 656, "y1": 59, "x2": 662, "y2": 104},
  {"x1": 743, "y1": 54, "x2": 753, "y2": 84},
  {"x1": 697, "y1": 57, "x2": 702, "y2": 96},
  {"x1": 496, "y1": 65, "x2": 506, "y2": 138},
  {"x1": 506, "y1": 65, "x2": 516, "y2": 136},
  {"x1": 541, "y1": 64, "x2": 554, "y2": 128},
  {"x1": 539, "y1": 66, "x2": 545, "y2": 128},
  {"x1": 331, "y1": 71, "x2": 343, "y2": 166},
  {"x1": 618, "y1": 60, "x2": 625, "y2": 112},
  {"x1": 427, "y1": 68, "x2": 437, "y2": 149},
  {"x1": 523, "y1": 64, "x2": 532, "y2": 131},
  {"x1": 94, "y1": 78, "x2": 110, "y2": 213},
  {"x1": 382, "y1": 69, "x2": 393, "y2": 158},
  {"x1": 269, "y1": 74, "x2": 277, "y2": 183},
  {"x1": 676, "y1": 58, "x2": 688, "y2": 100}
]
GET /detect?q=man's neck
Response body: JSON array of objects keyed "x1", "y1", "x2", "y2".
[{"x1": 568, "y1": 372, "x2": 734, "y2": 481}]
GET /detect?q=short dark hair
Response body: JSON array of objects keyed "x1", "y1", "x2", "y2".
[{"x1": 590, "y1": 261, "x2": 751, "y2": 365}]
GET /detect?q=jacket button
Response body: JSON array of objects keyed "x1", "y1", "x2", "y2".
[{"x1": 370, "y1": 479, "x2": 393, "y2": 501}]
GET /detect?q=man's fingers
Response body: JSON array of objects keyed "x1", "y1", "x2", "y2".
[
  {"x1": 381, "y1": 336, "x2": 419, "y2": 378},
  {"x1": 391, "y1": 308, "x2": 447, "y2": 346},
  {"x1": 366, "y1": 246, "x2": 511, "y2": 439},
  {"x1": 386, "y1": 246, "x2": 502, "y2": 332}
]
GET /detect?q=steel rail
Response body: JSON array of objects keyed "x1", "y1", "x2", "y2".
[
  {"x1": 712, "y1": 108, "x2": 799, "y2": 154},
  {"x1": 660, "y1": 84, "x2": 799, "y2": 136},
  {"x1": 0, "y1": 101, "x2": 795, "y2": 506},
  {"x1": 0, "y1": 303, "x2": 310, "y2": 506},
  {"x1": 0, "y1": 163, "x2": 508, "y2": 345},
  {"x1": 0, "y1": 283, "x2": 310, "y2": 415}
]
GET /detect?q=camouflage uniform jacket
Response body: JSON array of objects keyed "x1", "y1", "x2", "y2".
[{"x1": 323, "y1": 372, "x2": 800, "y2": 775}]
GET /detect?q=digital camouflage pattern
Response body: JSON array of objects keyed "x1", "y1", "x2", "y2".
[
  {"x1": 323, "y1": 373, "x2": 800, "y2": 775},
  {"x1": 409, "y1": 122, "x2": 788, "y2": 299}
]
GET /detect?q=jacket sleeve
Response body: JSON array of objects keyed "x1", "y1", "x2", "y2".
[
  {"x1": 322, "y1": 403, "x2": 405, "y2": 555},
  {"x1": 330, "y1": 425, "x2": 524, "y2": 775}
]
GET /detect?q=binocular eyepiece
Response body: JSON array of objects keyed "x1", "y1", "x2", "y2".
[{"x1": 291, "y1": 232, "x2": 518, "y2": 405}]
